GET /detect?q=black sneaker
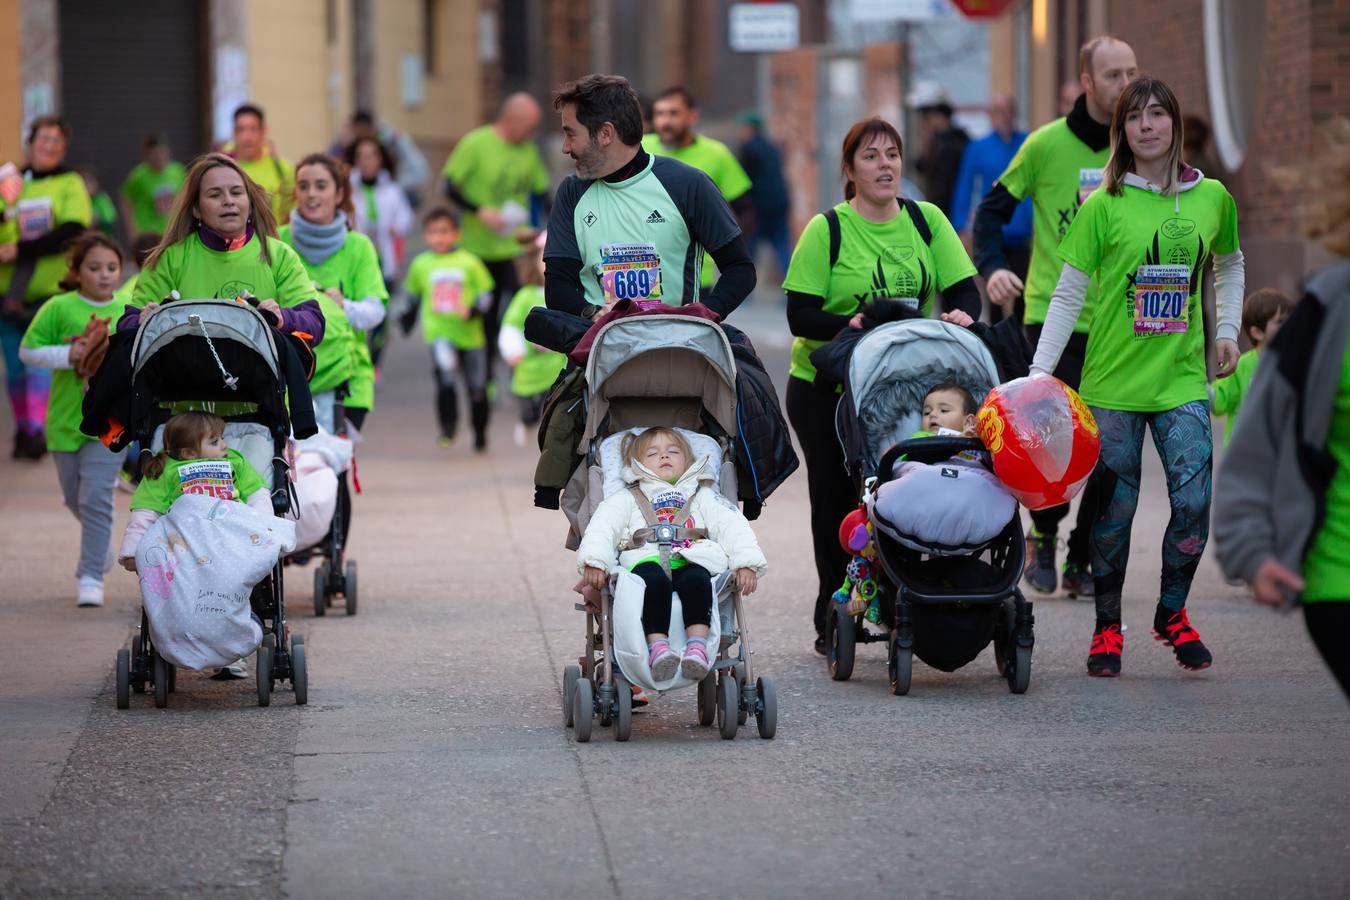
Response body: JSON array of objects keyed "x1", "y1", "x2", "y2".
[
  {"x1": 1152, "y1": 605, "x2": 1213, "y2": 671},
  {"x1": 1087, "y1": 622, "x2": 1123, "y2": 677},
  {"x1": 1061, "y1": 560, "x2": 1095, "y2": 599},
  {"x1": 1023, "y1": 530, "x2": 1057, "y2": 594}
]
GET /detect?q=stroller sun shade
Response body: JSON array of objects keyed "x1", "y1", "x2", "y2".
[
  {"x1": 583, "y1": 315, "x2": 738, "y2": 443},
  {"x1": 131, "y1": 299, "x2": 281, "y2": 405},
  {"x1": 839, "y1": 319, "x2": 1002, "y2": 478}
]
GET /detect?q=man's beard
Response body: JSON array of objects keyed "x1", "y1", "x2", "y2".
[{"x1": 571, "y1": 137, "x2": 606, "y2": 179}]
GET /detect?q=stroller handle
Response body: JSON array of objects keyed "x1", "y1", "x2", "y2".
[{"x1": 878, "y1": 436, "x2": 986, "y2": 476}]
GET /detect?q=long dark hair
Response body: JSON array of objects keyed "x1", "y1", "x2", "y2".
[
  {"x1": 1103, "y1": 76, "x2": 1185, "y2": 197},
  {"x1": 840, "y1": 117, "x2": 903, "y2": 201},
  {"x1": 58, "y1": 232, "x2": 124, "y2": 291},
  {"x1": 344, "y1": 136, "x2": 398, "y2": 180},
  {"x1": 145, "y1": 153, "x2": 278, "y2": 270}
]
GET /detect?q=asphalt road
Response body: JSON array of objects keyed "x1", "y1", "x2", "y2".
[{"x1": 2, "y1": 294, "x2": 1348, "y2": 899}]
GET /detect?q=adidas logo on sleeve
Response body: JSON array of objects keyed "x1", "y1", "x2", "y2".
[{"x1": 646, "y1": 209, "x2": 666, "y2": 224}]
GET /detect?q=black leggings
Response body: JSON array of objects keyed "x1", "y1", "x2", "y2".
[
  {"x1": 632, "y1": 562, "x2": 714, "y2": 637},
  {"x1": 1024, "y1": 322, "x2": 1096, "y2": 563},
  {"x1": 1304, "y1": 603, "x2": 1350, "y2": 700},
  {"x1": 786, "y1": 376, "x2": 856, "y2": 638},
  {"x1": 482, "y1": 258, "x2": 521, "y2": 382}
]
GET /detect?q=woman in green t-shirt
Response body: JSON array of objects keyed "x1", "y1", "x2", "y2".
[
  {"x1": 122, "y1": 153, "x2": 325, "y2": 344},
  {"x1": 280, "y1": 153, "x2": 388, "y2": 431},
  {"x1": 781, "y1": 117, "x2": 982, "y2": 653},
  {"x1": 0, "y1": 115, "x2": 93, "y2": 460},
  {"x1": 1033, "y1": 78, "x2": 1245, "y2": 678}
]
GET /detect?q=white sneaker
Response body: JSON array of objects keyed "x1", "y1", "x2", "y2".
[
  {"x1": 211, "y1": 659, "x2": 249, "y2": 680},
  {"x1": 77, "y1": 577, "x2": 104, "y2": 607}
]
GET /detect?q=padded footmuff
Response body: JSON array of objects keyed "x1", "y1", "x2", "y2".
[{"x1": 869, "y1": 460, "x2": 1016, "y2": 557}]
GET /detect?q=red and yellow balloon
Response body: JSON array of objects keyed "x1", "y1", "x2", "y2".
[{"x1": 977, "y1": 374, "x2": 1100, "y2": 510}]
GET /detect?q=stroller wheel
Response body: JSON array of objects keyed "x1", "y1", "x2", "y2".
[
  {"x1": 717, "y1": 674, "x2": 739, "y2": 740},
  {"x1": 696, "y1": 672, "x2": 716, "y2": 727},
  {"x1": 256, "y1": 640, "x2": 274, "y2": 707},
  {"x1": 1008, "y1": 644, "x2": 1032, "y2": 694},
  {"x1": 994, "y1": 598, "x2": 1014, "y2": 676},
  {"x1": 292, "y1": 636, "x2": 308, "y2": 705},
  {"x1": 572, "y1": 678, "x2": 593, "y2": 743},
  {"x1": 313, "y1": 566, "x2": 328, "y2": 617},
  {"x1": 755, "y1": 676, "x2": 777, "y2": 740},
  {"x1": 613, "y1": 676, "x2": 632, "y2": 742},
  {"x1": 167, "y1": 661, "x2": 177, "y2": 694},
  {"x1": 889, "y1": 637, "x2": 913, "y2": 696},
  {"x1": 344, "y1": 561, "x2": 358, "y2": 616},
  {"x1": 562, "y1": 665, "x2": 581, "y2": 727},
  {"x1": 735, "y1": 663, "x2": 748, "y2": 726},
  {"x1": 153, "y1": 654, "x2": 170, "y2": 709},
  {"x1": 828, "y1": 606, "x2": 856, "y2": 682},
  {"x1": 115, "y1": 649, "x2": 130, "y2": 709},
  {"x1": 131, "y1": 635, "x2": 147, "y2": 693}
]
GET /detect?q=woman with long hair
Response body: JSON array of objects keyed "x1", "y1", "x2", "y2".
[
  {"x1": 1033, "y1": 76, "x2": 1245, "y2": 677},
  {"x1": 345, "y1": 136, "x2": 410, "y2": 378}
]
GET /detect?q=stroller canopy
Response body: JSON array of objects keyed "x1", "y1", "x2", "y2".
[
  {"x1": 841, "y1": 319, "x2": 1001, "y2": 477},
  {"x1": 583, "y1": 315, "x2": 738, "y2": 443},
  {"x1": 132, "y1": 299, "x2": 280, "y2": 384}
]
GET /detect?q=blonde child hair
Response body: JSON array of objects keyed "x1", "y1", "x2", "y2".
[
  {"x1": 142, "y1": 411, "x2": 226, "y2": 479},
  {"x1": 622, "y1": 427, "x2": 694, "y2": 471}
]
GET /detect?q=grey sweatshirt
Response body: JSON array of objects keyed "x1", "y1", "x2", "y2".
[{"x1": 1213, "y1": 260, "x2": 1350, "y2": 588}]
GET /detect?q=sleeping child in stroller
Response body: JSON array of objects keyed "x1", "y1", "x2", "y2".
[
  {"x1": 577, "y1": 427, "x2": 768, "y2": 684},
  {"x1": 118, "y1": 411, "x2": 273, "y2": 570}
]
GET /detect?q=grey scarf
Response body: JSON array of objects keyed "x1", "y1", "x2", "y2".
[{"x1": 288, "y1": 211, "x2": 348, "y2": 265}]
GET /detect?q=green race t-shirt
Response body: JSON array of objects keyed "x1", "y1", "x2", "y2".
[
  {"x1": 502, "y1": 284, "x2": 566, "y2": 397},
  {"x1": 782, "y1": 201, "x2": 977, "y2": 382},
  {"x1": 131, "y1": 233, "x2": 317, "y2": 310},
  {"x1": 279, "y1": 226, "x2": 389, "y2": 396},
  {"x1": 406, "y1": 248, "x2": 495, "y2": 349},
  {"x1": 442, "y1": 125, "x2": 550, "y2": 262},
  {"x1": 1303, "y1": 338, "x2": 1350, "y2": 601},
  {"x1": 544, "y1": 155, "x2": 741, "y2": 311},
  {"x1": 19, "y1": 290, "x2": 130, "y2": 451},
  {"x1": 1059, "y1": 178, "x2": 1240, "y2": 412},
  {"x1": 641, "y1": 134, "x2": 752, "y2": 289},
  {"x1": 238, "y1": 154, "x2": 296, "y2": 223},
  {"x1": 996, "y1": 118, "x2": 1109, "y2": 330},
  {"x1": 1211, "y1": 348, "x2": 1260, "y2": 446},
  {"x1": 130, "y1": 448, "x2": 267, "y2": 514},
  {"x1": 120, "y1": 160, "x2": 186, "y2": 234},
  {"x1": 0, "y1": 170, "x2": 93, "y2": 302},
  {"x1": 91, "y1": 192, "x2": 117, "y2": 233}
]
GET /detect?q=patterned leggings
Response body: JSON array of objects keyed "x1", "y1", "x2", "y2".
[{"x1": 1089, "y1": 401, "x2": 1213, "y2": 623}]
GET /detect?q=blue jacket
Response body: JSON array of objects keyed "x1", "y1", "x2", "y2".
[
  {"x1": 949, "y1": 130, "x2": 1032, "y2": 247},
  {"x1": 738, "y1": 134, "x2": 790, "y2": 220}
]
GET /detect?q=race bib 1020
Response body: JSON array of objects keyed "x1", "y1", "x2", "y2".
[
  {"x1": 1133, "y1": 263, "x2": 1191, "y2": 335},
  {"x1": 595, "y1": 243, "x2": 662, "y2": 303}
]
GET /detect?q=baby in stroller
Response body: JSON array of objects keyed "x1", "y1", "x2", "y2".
[{"x1": 578, "y1": 426, "x2": 766, "y2": 683}]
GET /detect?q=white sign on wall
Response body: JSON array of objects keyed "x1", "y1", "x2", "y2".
[{"x1": 729, "y1": 3, "x2": 801, "y2": 53}]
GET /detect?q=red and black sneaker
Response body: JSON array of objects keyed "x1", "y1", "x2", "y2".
[
  {"x1": 1087, "y1": 622, "x2": 1123, "y2": 677},
  {"x1": 1152, "y1": 606, "x2": 1213, "y2": 671}
]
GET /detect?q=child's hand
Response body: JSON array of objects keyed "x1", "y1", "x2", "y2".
[
  {"x1": 120, "y1": 557, "x2": 138, "y2": 573},
  {"x1": 736, "y1": 568, "x2": 758, "y2": 596},
  {"x1": 582, "y1": 565, "x2": 608, "y2": 591}
]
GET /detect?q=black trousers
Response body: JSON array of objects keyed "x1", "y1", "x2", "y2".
[
  {"x1": 786, "y1": 376, "x2": 856, "y2": 638},
  {"x1": 482, "y1": 258, "x2": 522, "y2": 383},
  {"x1": 1304, "y1": 603, "x2": 1350, "y2": 700},
  {"x1": 632, "y1": 562, "x2": 714, "y2": 636},
  {"x1": 1024, "y1": 321, "x2": 1096, "y2": 564}
]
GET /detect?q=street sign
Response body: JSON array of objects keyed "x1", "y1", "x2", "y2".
[
  {"x1": 729, "y1": 2, "x2": 800, "y2": 53},
  {"x1": 949, "y1": 0, "x2": 1015, "y2": 17}
]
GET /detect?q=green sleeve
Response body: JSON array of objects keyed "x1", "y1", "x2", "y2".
[
  {"x1": 1057, "y1": 191, "x2": 1105, "y2": 274},
  {"x1": 271, "y1": 241, "x2": 321, "y2": 307},
  {"x1": 922, "y1": 202, "x2": 978, "y2": 290},
  {"x1": 1210, "y1": 364, "x2": 1244, "y2": 416},
  {"x1": 502, "y1": 286, "x2": 535, "y2": 329},
  {"x1": 19, "y1": 299, "x2": 62, "y2": 349},
  {"x1": 229, "y1": 449, "x2": 267, "y2": 502},
  {"x1": 351, "y1": 236, "x2": 389, "y2": 301},
  {"x1": 129, "y1": 471, "x2": 170, "y2": 513},
  {"x1": 119, "y1": 166, "x2": 142, "y2": 200},
  {"x1": 132, "y1": 251, "x2": 177, "y2": 308},
  {"x1": 781, "y1": 212, "x2": 831, "y2": 297},
  {"x1": 995, "y1": 135, "x2": 1036, "y2": 201},
  {"x1": 405, "y1": 254, "x2": 426, "y2": 297},
  {"x1": 443, "y1": 132, "x2": 475, "y2": 183},
  {"x1": 713, "y1": 145, "x2": 752, "y2": 202},
  {"x1": 1215, "y1": 186, "x2": 1240, "y2": 256},
  {"x1": 62, "y1": 172, "x2": 94, "y2": 227}
]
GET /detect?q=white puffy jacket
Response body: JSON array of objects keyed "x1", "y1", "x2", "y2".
[{"x1": 577, "y1": 455, "x2": 768, "y2": 578}]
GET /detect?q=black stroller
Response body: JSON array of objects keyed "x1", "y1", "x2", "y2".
[
  {"x1": 97, "y1": 299, "x2": 315, "y2": 708},
  {"x1": 825, "y1": 319, "x2": 1035, "y2": 695}
]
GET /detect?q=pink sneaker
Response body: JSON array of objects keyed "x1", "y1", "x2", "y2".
[
  {"x1": 648, "y1": 640, "x2": 679, "y2": 681},
  {"x1": 681, "y1": 640, "x2": 711, "y2": 681}
]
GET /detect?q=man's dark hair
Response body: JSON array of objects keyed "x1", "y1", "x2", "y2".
[
  {"x1": 143, "y1": 132, "x2": 168, "y2": 151},
  {"x1": 654, "y1": 85, "x2": 697, "y2": 110},
  {"x1": 553, "y1": 74, "x2": 644, "y2": 146},
  {"x1": 423, "y1": 206, "x2": 460, "y2": 228},
  {"x1": 352, "y1": 110, "x2": 375, "y2": 126},
  {"x1": 926, "y1": 383, "x2": 979, "y2": 416},
  {"x1": 233, "y1": 103, "x2": 265, "y2": 125}
]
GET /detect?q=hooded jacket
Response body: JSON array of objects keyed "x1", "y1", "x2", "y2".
[{"x1": 576, "y1": 454, "x2": 768, "y2": 578}]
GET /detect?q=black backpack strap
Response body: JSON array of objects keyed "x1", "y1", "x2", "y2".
[
  {"x1": 902, "y1": 197, "x2": 932, "y2": 246},
  {"x1": 824, "y1": 207, "x2": 841, "y2": 269}
]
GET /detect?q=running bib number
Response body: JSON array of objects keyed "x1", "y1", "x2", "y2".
[
  {"x1": 153, "y1": 182, "x2": 177, "y2": 216},
  {"x1": 430, "y1": 269, "x2": 466, "y2": 315},
  {"x1": 178, "y1": 460, "x2": 237, "y2": 500},
  {"x1": 1133, "y1": 264, "x2": 1191, "y2": 334},
  {"x1": 596, "y1": 243, "x2": 662, "y2": 303},
  {"x1": 17, "y1": 196, "x2": 53, "y2": 241},
  {"x1": 1078, "y1": 168, "x2": 1104, "y2": 206}
]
